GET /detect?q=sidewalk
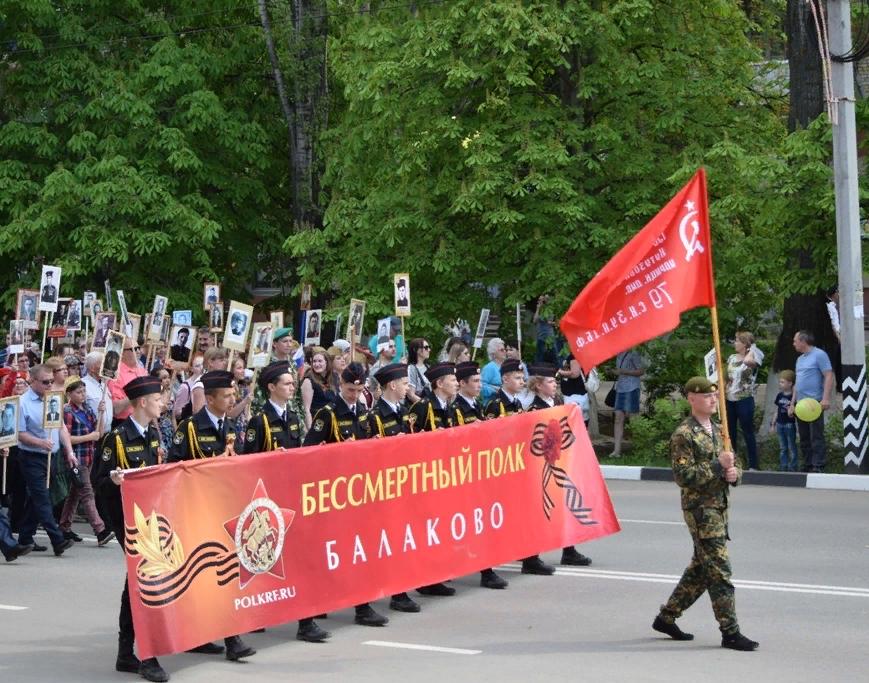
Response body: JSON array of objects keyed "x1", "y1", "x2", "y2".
[{"x1": 601, "y1": 465, "x2": 869, "y2": 492}]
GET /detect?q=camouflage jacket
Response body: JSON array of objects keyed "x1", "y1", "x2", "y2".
[{"x1": 670, "y1": 416, "x2": 741, "y2": 513}]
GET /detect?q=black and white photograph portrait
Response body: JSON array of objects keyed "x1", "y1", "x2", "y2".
[
  {"x1": 223, "y1": 300, "x2": 253, "y2": 352},
  {"x1": 39, "y1": 265, "x2": 61, "y2": 312},
  {"x1": 169, "y1": 325, "x2": 197, "y2": 368},
  {"x1": 394, "y1": 273, "x2": 411, "y2": 317}
]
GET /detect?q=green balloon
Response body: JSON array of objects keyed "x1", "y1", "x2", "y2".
[{"x1": 795, "y1": 398, "x2": 822, "y2": 422}]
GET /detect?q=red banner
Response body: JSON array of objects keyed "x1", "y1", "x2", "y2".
[
  {"x1": 120, "y1": 404, "x2": 619, "y2": 658},
  {"x1": 560, "y1": 168, "x2": 715, "y2": 372}
]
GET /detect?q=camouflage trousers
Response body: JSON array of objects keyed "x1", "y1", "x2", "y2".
[{"x1": 659, "y1": 507, "x2": 738, "y2": 635}]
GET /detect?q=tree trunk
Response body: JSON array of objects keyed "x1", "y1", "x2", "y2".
[{"x1": 774, "y1": 1, "x2": 835, "y2": 375}]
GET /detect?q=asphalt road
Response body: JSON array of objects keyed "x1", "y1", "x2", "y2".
[{"x1": 2, "y1": 480, "x2": 868, "y2": 682}]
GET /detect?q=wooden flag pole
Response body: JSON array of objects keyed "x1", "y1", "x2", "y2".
[
  {"x1": 84, "y1": 315, "x2": 89, "y2": 351},
  {"x1": 710, "y1": 304, "x2": 732, "y2": 451},
  {"x1": 226, "y1": 350, "x2": 235, "y2": 372},
  {"x1": 2, "y1": 451, "x2": 6, "y2": 496},
  {"x1": 41, "y1": 312, "x2": 53, "y2": 362},
  {"x1": 46, "y1": 430, "x2": 55, "y2": 489},
  {"x1": 471, "y1": 347, "x2": 478, "y2": 361}
]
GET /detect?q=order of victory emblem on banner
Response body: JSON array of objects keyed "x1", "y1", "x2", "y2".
[{"x1": 124, "y1": 480, "x2": 294, "y2": 605}]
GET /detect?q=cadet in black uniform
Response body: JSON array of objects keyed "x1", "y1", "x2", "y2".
[
  {"x1": 370, "y1": 363, "x2": 422, "y2": 614},
  {"x1": 303, "y1": 363, "x2": 389, "y2": 628},
  {"x1": 167, "y1": 371, "x2": 257, "y2": 663},
  {"x1": 243, "y1": 361, "x2": 330, "y2": 643},
  {"x1": 407, "y1": 363, "x2": 459, "y2": 597},
  {"x1": 92, "y1": 376, "x2": 169, "y2": 683},
  {"x1": 243, "y1": 361, "x2": 303, "y2": 453},
  {"x1": 454, "y1": 361, "x2": 509, "y2": 590},
  {"x1": 485, "y1": 359, "x2": 556, "y2": 576},
  {"x1": 526, "y1": 363, "x2": 592, "y2": 567}
]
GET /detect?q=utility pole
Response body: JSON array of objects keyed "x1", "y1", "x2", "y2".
[{"x1": 828, "y1": 0, "x2": 869, "y2": 473}]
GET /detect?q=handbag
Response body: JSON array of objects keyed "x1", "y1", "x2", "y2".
[
  {"x1": 604, "y1": 386, "x2": 616, "y2": 408},
  {"x1": 585, "y1": 368, "x2": 600, "y2": 394}
]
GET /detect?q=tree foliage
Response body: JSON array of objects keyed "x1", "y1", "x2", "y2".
[{"x1": 0, "y1": 0, "x2": 292, "y2": 317}]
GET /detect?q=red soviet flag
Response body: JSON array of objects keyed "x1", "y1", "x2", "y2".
[{"x1": 560, "y1": 168, "x2": 716, "y2": 373}]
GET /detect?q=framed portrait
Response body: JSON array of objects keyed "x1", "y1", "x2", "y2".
[
  {"x1": 100, "y1": 331, "x2": 125, "y2": 380},
  {"x1": 223, "y1": 301, "x2": 254, "y2": 352},
  {"x1": 394, "y1": 272, "x2": 411, "y2": 317},
  {"x1": 92, "y1": 312, "x2": 117, "y2": 350},
  {"x1": 16, "y1": 289, "x2": 40, "y2": 330},
  {"x1": 473, "y1": 308, "x2": 490, "y2": 349},
  {"x1": 39, "y1": 265, "x2": 62, "y2": 312},
  {"x1": 209, "y1": 302, "x2": 224, "y2": 333},
  {"x1": 125, "y1": 313, "x2": 141, "y2": 345},
  {"x1": 249, "y1": 322, "x2": 273, "y2": 368},
  {"x1": 90, "y1": 298, "x2": 104, "y2": 322},
  {"x1": 83, "y1": 290, "x2": 97, "y2": 317},
  {"x1": 148, "y1": 296, "x2": 167, "y2": 341},
  {"x1": 270, "y1": 311, "x2": 284, "y2": 330},
  {"x1": 304, "y1": 309, "x2": 322, "y2": 346},
  {"x1": 43, "y1": 390, "x2": 64, "y2": 430},
  {"x1": 203, "y1": 282, "x2": 221, "y2": 311},
  {"x1": 375, "y1": 316, "x2": 391, "y2": 342},
  {"x1": 704, "y1": 348, "x2": 718, "y2": 383},
  {"x1": 300, "y1": 283, "x2": 312, "y2": 311},
  {"x1": 168, "y1": 325, "x2": 197, "y2": 369},
  {"x1": 160, "y1": 315, "x2": 171, "y2": 343},
  {"x1": 66, "y1": 299, "x2": 82, "y2": 332},
  {"x1": 173, "y1": 310, "x2": 192, "y2": 326},
  {"x1": 104, "y1": 279, "x2": 113, "y2": 311},
  {"x1": 116, "y1": 289, "x2": 131, "y2": 328},
  {"x1": 8, "y1": 320, "x2": 25, "y2": 355},
  {"x1": 0, "y1": 396, "x2": 20, "y2": 448},
  {"x1": 346, "y1": 299, "x2": 366, "y2": 343},
  {"x1": 49, "y1": 298, "x2": 71, "y2": 338}
]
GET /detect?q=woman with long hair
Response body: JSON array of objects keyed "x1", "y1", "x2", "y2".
[
  {"x1": 301, "y1": 346, "x2": 334, "y2": 429},
  {"x1": 406, "y1": 338, "x2": 432, "y2": 403}
]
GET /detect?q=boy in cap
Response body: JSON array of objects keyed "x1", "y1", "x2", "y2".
[
  {"x1": 652, "y1": 377, "x2": 758, "y2": 651},
  {"x1": 303, "y1": 362, "x2": 389, "y2": 627},
  {"x1": 370, "y1": 363, "x2": 423, "y2": 613},
  {"x1": 485, "y1": 360, "x2": 554, "y2": 575},
  {"x1": 408, "y1": 363, "x2": 458, "y2": 432},
  {"x1": 167, "y1": 370, "x2": 257, "y2": 662},
  {"x1": 525, "y1": 363, "x2": 592, "y2": 567},
  {"x1": 484, "y1": 358, "x2": 525, "y2": 419},
  {"x1": 92, "y1": 376, "x2": 169, "y2": 682},
  {"x1": 242, "y1": 361, "x2": 329, "y2": 643},
  {"x1": 407, "y1": 363, "x2": 460, "y2": 596}
]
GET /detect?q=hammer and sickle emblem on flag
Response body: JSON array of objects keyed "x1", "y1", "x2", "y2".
[
  {"x1": 679, "y1": 202, "x2": 705, "y2": 262},
  {"x1": 530, "y1": 418, "x2": 597, "y2": 526}
]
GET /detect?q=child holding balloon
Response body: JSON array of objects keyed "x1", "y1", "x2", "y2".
[{"x1": 770, "y1": 370, "x2": 799, "y2": 472}]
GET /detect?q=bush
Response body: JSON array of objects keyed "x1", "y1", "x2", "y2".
[{"x1": 622, "y1": 396, "x2": 690, "y2": 466}]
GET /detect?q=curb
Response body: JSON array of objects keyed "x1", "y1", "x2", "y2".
[{"x1": 600, "y1": 466, "x2": 869, "y2": 492}]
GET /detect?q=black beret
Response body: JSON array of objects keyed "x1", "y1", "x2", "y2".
[
  {"x1": 341, "y1": 362, "x2": 367, "y2": 385},
  {"x1": 124, "y1": 376, "x2": 162, "y2": 400},
  {"x1": 259, "y1": 361, "x2": 291, "y2": 390},
  {"x1": 425, "y1": 363, "x2": 456, "y2": 383},
  {"x1": 527, "y1": 363, "x2": 558, "y2": 378},
  {"x1": 374, "y1": 362, "x2": 407, "y2": 386},
  {"x1": 455, "y1": 361, "x2": 480, "y2": 381},
  {"x1": 500, "y1": 359, "x2": 523, "y2": 376},
  {"x1": 202, "y1": 370, "x2": 234, "y2": 391}
]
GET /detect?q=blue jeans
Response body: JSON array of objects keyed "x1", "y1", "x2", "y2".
[
  {"x1": 17, "y1": 450, "x2": 65, "y2": 548},
  {"x1": 726, "y1": 397, "x2": 758, "y2": 469},
  {"x1": 0, "y1": 509, "x2": 18, "y2": 555},
  {"x1": 776, "y1": 423, "x2": 798, "y2": 472}
]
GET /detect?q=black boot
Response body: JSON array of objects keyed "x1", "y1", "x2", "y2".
[
  {"x1": 138, "y1": 657, "x2": 169, "y2": 682},
  {"x1": 560, "y1": 547, "x2": 592, "y2": 566},
  {"x1": 480, "y1": 568, "x2": 509, "y2": 589},
  {"x1": 521, "y1": 555, "x2": 555, "y2": 575},
  {"x1": 225, "y1": 635, "x2": 256, "y2": 661},
  {"x1": 354, "y1": 603, "x2": 389, "y2": 626},
  {"x1": 721, "y1": 631, "x2": 759, "y2": 651},
  {"x1": 116, "y1": 635, "x2": 140, "y2": 673},
  {"x1": 652, "y1": 616, "x2": 694, "y2": 641},
  {"x1": 389, "y1": 592, "x2": 422, "y2": 612},
  {"x1": 185, "y1": 642, "x2": 224, "y2": 655},
  {"x1": 297, "y1": 618, "x2": 331, "y2": 642},
  {"x1": 416, "y1": 582, "x2": 456, "y2": 596}
]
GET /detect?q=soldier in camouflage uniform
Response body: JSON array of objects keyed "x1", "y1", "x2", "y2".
[{"x1": 653, "y1": 377, "x2": 759, "y2": 651}]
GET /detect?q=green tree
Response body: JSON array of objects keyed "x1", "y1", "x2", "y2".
[
  {"x1": 289, "y1": 0, "x2": 791, "y2": 341},
  {"x1": 0, "y1": 1, "x2": 291, "y2": 317}
]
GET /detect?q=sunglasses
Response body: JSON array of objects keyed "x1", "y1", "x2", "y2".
[
  {"x1": 124, "y1": 346, "x2": 140, "y2": 352},
  {"x1": 39, "y1": 379, "x2": 52, "y2": 386},
  {"x1": 422, "y1": 344, "x2": 431, "y2": 350}
]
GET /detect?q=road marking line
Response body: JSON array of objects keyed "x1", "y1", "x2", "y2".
[
  {"x1": 498, "y1": 566, "x2": 869, "y2": 597},
  {"x1": 619, "y1": 518, "x2": 684, "y2": 526},
  {"x1": 363, "y1": 641, "x2": 481, "y2": 655},
  {"x1": 0, "y1": 604, "x2": 28, "y2": 611}
]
